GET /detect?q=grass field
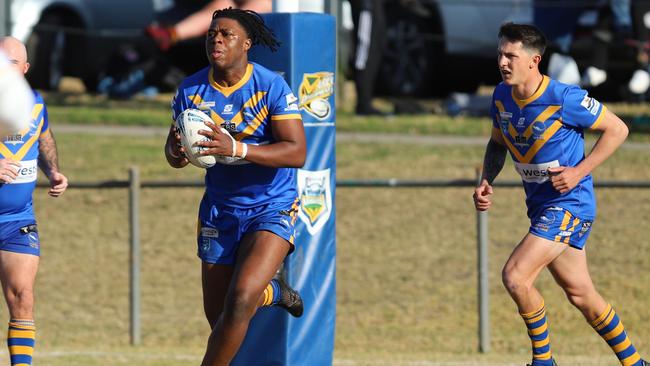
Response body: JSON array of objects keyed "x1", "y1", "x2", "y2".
[
  {"x1": 2, "y1": 126, "x2": 646, "y2": 365},
  {"x1": 42, "y1": 87, "x2": 650, "y2": 138}
]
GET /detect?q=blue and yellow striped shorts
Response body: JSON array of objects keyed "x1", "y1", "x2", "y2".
[{"x1": 529, "y1": 206, "x2": 593, "y2": 249}]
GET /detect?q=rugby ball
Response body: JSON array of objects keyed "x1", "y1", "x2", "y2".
[
  {"x1": 309, "y1": 98, "x2": 331, "y2": 119},
  {"x1": 175, "y1": 109, "x2": 217, "y2": 168},
  {"x1": 0, "y1": 51, "x2": 34, "y2": 136}
]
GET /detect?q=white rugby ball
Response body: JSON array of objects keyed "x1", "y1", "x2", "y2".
[
  {"x1": 0, "y1": 51, "x2": 34, "y2": 136},
  {"x1": 175, "y1": 108, "x2": 217, "y2": 168}
]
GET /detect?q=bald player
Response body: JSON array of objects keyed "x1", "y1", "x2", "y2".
[
  {"x1": 0, "y1": 48, "x2": 33, "y2": 136},
  {"x1": 0, "y1": 36, "x2": 68, "y2": 366}
]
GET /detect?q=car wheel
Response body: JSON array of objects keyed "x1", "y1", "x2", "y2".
[
  {"x1": 27, "y1": 12, "x2": 77, "y2": 90},
  {"x1": 375, "y1": 2, "x2": 442, "y2": 97}
]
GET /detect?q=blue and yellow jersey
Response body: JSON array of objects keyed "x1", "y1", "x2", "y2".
[
  {"x1": 491, "y1": 76, "x2": 606, "y2": 220},
  {"x1": 172, "y1": 62, "x2": 302, "y2": 208},
  {"x1": 0, "y1": 90, "x2": 49, "y2": 222}
]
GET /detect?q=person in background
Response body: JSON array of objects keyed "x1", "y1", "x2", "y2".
[
  {"x1": 146, "y1": 0, "x2": 272, "y2": 51},
  {"x1": 348, "y1": 0, "x2": 388, "y2": 115},
  {"x1": 534, "y1": 0, "x2": 650, "y2": 95}
]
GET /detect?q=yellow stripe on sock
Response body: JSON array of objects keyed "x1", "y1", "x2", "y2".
[
  {"x1": 525, "y1": 313, "x2": 546, "y2": 324},
  {"x1": 528, "y1": 322, "x2": 548, "y2": 336},
  {"x1": 621, "y1": 352, "x2": 642, "y2": 366},
  {"x1": 8, "y1": 345, "x2": 33, "y2": 355},
  {"x1": 520, "y1": 302, "x2": 545, "y2": 318},
  {"x1": 261, "y1": 284, "x2": 274, "y2": 306},
  {"x1": 612, "y1": 337, "x2": 632, "y2": 353},
  {"x1": 533, "y1": 350, "x2": 552, "y2": 360},
  {"x1": 524, "y1": 308, "x2": 546, "y2": 324},
  {"x1": 14, "y1": 364, "x2": 31, "y2": 366},
  {"x1": 591, "y1": 304, "x2": 613, "y2": 328},
  {"x1": 532, "y1": 337, "x2": 550, "y2": 348},
  {"x1": 603, "y1": 322, "x2": 625, "y2": 341},
  {"x1": 8, "y1": 329, "x2": 35, "y2": 338},
  {"x1": 593, "y1": 310, "x2": 615, "y2": 331}
]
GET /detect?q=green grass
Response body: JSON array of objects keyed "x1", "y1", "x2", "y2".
[{"x1": 10, "y1": 132, "x2": 649, "y2": 365}]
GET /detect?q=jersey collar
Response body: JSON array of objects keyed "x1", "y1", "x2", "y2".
[
  {"x1": 512, "y1": 75, "x2": 550, "y2": 109},
  {"x1": 209, "y1": 63, "x2": 254, "y2": 97}
]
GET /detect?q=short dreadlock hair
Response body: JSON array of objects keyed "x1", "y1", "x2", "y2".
[{"x1": 213, "y1": 7, "x2": 281, "y2": 52}]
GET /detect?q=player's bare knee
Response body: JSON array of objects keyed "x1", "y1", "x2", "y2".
[
  {"x1": 502, "y1": 267, "x2": 529, "y2": 296},
  {"x1": 223, "y1": 289, "x2": 258, "y2": 323},
  {"x1": 5, "y1": 287, "x2": 34, "y2": 315},
  {"x1": 203, "y1": 308, "x2": 220, "y2": 329}
]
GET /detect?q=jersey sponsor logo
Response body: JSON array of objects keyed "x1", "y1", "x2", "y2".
[
  {"x1": 516, "y1": 117, "x2": 525, "y2": 127},
  {"x1": 198, "y1": 101, "x2": 216, "y2": 109},
  {"x1": 298, "y1": 168, "x2": 332, "y2": 235},
  {"x1": 514, "y1": 160, "x2": 560, "y2": 183},
  {"x1": 201, "y1": 227, "x2": 219, "y2": 238},
  {"x1": 4, "y1": 133, "x2": 23, "y2": 145},
  {"x1": 220, "y1": 121, "x2": 236, "y2": 133},
  {"x1": 580, "y1": 95, "x2": 600, "y2": 115},
  {"x1": 285, "y1": 93, "x2": 298, "y2": 105},
  {"x1": 10, "y1": 159, "x2": 37, "y2": 184},
  {"x1": 514, "y1": 135, "x2": 529, "y2": 147},
  {"x1": 531, "y1": 121, "x2": 547, "y2": 140},
  {"x1": 499, "y1": 112, "x2": 511, "y2": 134},
  {"x1": 578, "y1": 221, "x2": 592, "y2": 237},
  {"x1": 499, "y1": 111, "x2": 512, "y2": 121},
  {"x1": 201, "y1": 238, "x2": 210, "y2": 253},
  {"x1": 299, "y1": 71, "x2": 334, "y2": 121},
  {"x1": 534, "y1": 208, "x2": 557, "y2": 231},
  {"x1": 222, "y1": 104, "x2": 233, "y2": 115}
]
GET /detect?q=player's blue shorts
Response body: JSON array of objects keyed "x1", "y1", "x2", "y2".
[
  {"x1": 197, "y1": 196, "x2": 300, "y2": 265},
  {"x1": 529, "y1": 206, "x2": 593, "y2": 249},
  {"x1": 0, "y1": 220, "x2": 40, "y2": 256}
]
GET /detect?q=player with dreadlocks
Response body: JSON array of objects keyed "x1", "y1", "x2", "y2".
[{"x1": 164, "y1": 8, "x2": 306, "y2": 366}]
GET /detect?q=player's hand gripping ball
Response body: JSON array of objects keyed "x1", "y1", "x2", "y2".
[
  {"x1": 175, "y1": 109, "x2": 218, "y2": 168},
  {"x1": 175, "y1": 109, "x2": 244, "y2": 168}
]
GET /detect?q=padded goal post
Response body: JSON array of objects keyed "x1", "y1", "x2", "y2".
[{"x1": 231, "y1": 13, "x2": 336, "y2": 366}]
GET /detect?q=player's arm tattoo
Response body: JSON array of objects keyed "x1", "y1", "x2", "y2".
[
  {"x1": 38, "y1": 130, "x2": 60, "y2": 179},
  {"x1": 482, "y1": 138, "x2": 507, "y2": 184}
]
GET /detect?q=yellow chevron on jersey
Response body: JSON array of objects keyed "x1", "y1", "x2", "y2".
[
  {"x1": 0, "y1": 90, "x2": 50, "y2": 222},
  {"x1": 0, "y1": 97, "x2": 46, "y2": 161},
  {"x1": 171, "y1": 62, "x2": 303, "y2": 208},
  {"x1": 490, "y1": 75, "x2": 604, "y2": 220},
  {"x1": 186, "y1": 91, "x2": 271, "y2": 140}
]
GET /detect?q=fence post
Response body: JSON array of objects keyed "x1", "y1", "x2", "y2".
[
  {"x1": 476, "y1": 168, "x2": 490, "y2": 353},
  {"x1": 129, "y1": 166, "x2": 141, "y2": 346}
]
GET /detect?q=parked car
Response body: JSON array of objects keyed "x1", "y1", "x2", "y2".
[
  {"x1": 10, "y1": 0, "x2": 158, "y2": 91},
  {"x1": 8, "y1": 0, "x2": 334, "y2": 92},
  {"x1": 373, "y1": 0, "x2": 648, "y2": 100},
  {"x1": 9, "y1": 0, "x2": 646, "y2": 101}
]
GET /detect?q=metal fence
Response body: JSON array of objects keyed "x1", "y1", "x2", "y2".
[{"x1": 42, "y1": 166, "x2": 650, "y2": 350}]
